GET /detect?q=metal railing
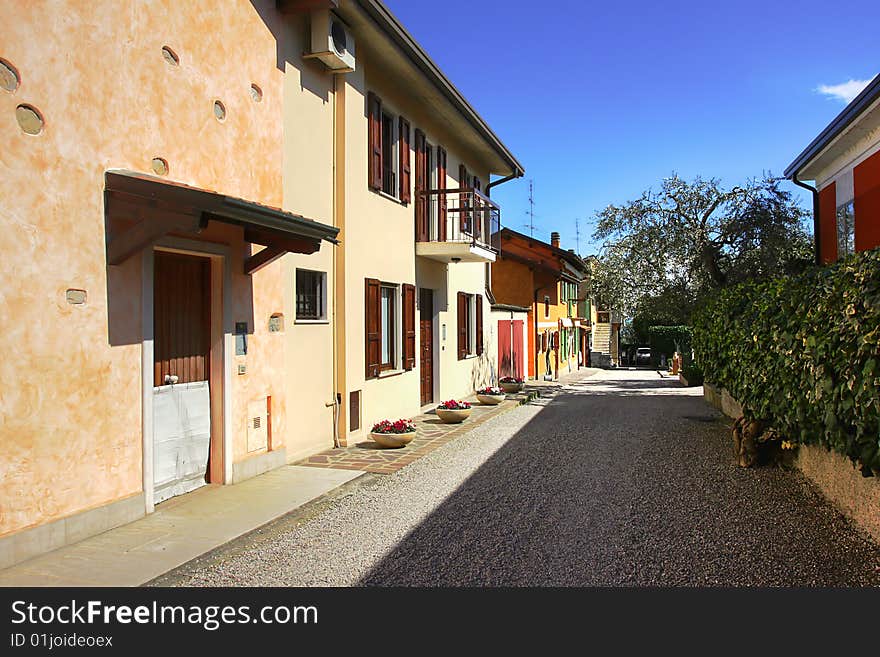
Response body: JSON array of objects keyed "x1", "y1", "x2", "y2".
[{"x1": 416, "y1": 188, "x2": 501, "y2": 251}]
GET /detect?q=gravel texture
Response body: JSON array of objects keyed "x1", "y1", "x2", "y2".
[{"x1": 158, "y1": 369, "x2": 880, "y2": 587}]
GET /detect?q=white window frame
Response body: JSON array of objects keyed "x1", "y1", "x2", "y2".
[
  {"x1": 836, "y1": 200, "x2": 855, "y2": 258},
  {"x1": 378, "y1": 283, "x2": 403, "y2": 376},
  {"x1": 467, "y1": 294, "x2": 478, "y2": 356},
  {"x1": 295, "y1": 269, "x2": 328, "y2": 323}
]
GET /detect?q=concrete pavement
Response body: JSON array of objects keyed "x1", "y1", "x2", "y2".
[{"x1": 0, "y1": 466, "x2": 362, "y2": 586}]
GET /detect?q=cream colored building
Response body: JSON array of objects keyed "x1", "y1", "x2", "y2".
[{"x1": 0, "y1": 0, "x2": 522, "y2": 567}]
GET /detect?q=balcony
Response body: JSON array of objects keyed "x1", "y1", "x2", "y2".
[{"x1": 415, "y1": 188, "x2": 501, "y2": 263}]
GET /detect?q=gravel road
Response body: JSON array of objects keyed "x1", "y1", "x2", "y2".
[{"x1": 159, "y1": 368, "x2": 880, "y2": 586}]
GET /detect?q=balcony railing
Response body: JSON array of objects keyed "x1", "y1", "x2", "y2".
[{"x1": 416, "y1": 188, "x2": 501, "y2": 252}]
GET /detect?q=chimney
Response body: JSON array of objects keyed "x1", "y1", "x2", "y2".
[{"x1": 550, "y1": 231, "x2": 560, "y2": 249}]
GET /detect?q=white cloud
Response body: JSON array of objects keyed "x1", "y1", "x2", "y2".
[{"x1": 816, "y1": 78, "x2": 872, "y2": 104}]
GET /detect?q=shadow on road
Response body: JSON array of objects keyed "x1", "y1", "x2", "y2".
[{"x1": 356, "y1": 371, "x2": 880, "y2": 586}]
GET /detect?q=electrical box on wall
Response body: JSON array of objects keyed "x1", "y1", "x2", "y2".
[{"x1": 247, "y1": 398, "x2": 269, "y2": 453}]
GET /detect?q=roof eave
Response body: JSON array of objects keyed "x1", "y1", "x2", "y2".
[
  {"x1": 784, "y1": 72, "x2": 880, "y2": 179},
  {"x1": 354, "y1": 0, "x2": 524, "y2": 178}
]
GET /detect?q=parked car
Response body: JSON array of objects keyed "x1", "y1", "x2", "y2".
[{"x1": 635, "y1": 347, "x2": 652, "y2": 367}]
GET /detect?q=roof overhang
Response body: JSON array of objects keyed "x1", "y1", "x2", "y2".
[
  {"x1": 104, "y1": 170, "x2": 339, "y2": 274},
  {"x1": 785, "y1": 73, "x2": 880, "y2": 181},
  {"x1": 342, "y1": 0, "x2": 524, "y2": 179}
]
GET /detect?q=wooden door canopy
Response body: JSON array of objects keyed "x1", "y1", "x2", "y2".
[{"x1": 104, "y1": 170, "x2": 339, "y2": 274}]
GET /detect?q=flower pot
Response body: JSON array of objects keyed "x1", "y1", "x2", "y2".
[
  {"x1": 370, "y1": 431, "x2": 415, "y2": 448},
  {"x1": 436, "y1": 407, "x2": 472, "y2": 423},
  {"x1": 476, "y1": 393, "x2": 505, "y2": 405},
  {"x1": 500, "y1": 381, "x2": 523, "y2": 393}
]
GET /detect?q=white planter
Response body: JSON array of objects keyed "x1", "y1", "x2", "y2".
[
  {"x1": 500, "y1": 381, "x2": 523, "y2": 393},
  {"x1": 476, "y1": 393, "x2": 505, "y2": 405},
  {"x1": 370, "y1": 431, "x2": 415, "y2": 448},
  {"x1": 436, "y1": 407, "x2": 472, "y2": 423}
]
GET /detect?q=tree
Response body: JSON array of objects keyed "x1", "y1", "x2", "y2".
[{"x1": 590, "y1": 173, "x2": 813, "y2": 320}]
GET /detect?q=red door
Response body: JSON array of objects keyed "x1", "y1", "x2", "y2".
[
  {"x1": 498, "y1": 320, "x2": 524, "y2": 379},
  {"x1": 419, "y1": 288, "x2": 434, "y2": 405},
  {"x1": 512, "y1": 320, "x2": 524, "y2": 379},
  {"x1": 498, "y1": 320, "x2": 512, "y2": 378}
]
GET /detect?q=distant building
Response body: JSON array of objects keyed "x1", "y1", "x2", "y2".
[{"x1": 491, "y1": 229, "x2": 590, "y2": 379}]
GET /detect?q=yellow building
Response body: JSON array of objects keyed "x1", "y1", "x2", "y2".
[{"x1": 0, "y1": 0, "x2": 523, "y2": 567}]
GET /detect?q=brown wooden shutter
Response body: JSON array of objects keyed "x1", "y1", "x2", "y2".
[
  {"x1": 458, "y1": 164, "x2": 470, "y2": 233},
  {"x1": 402, "y1": 284, "x2": 416, "y2": 370},
  {"x1": 399, "y1": 116, "x2": 411, "y2": 203},
  {"x1": 365, "y1": 278, "x2": 381, "y2": 379},
  {"x1": 475, "y1": 293, "x2": 483, "y2": 355},
  {"x1": 367, "y1": 92, "x2": 383, "y2": 191},
  {"x1": 414, "y1": 129, "x2": 427, "y2": 241},
  {"x1": 457, "y1": 292, "x2": 468, "y2": 360},
  {"x1": 437, "y1": 146, "x2": 447, "y2": 241}
]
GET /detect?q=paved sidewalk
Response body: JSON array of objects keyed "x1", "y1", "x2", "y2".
[
  {"x1": 296, "y1": 367, "x2": 601, "y2": 474},
  {"x1": 0, "y1": 466, "x2": 361, "y2": 587}
]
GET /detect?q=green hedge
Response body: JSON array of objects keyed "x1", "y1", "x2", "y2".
[
  {"x1": 693, "y1": 248, "x2": 880, "y2": 475},
  {"x1": 648, "y1": 325, "x2": 692, "y2": 364}
]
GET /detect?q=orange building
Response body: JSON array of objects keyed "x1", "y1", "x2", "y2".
[{"x1": 491, "y1": 229, "x2": 589, "y2": 380}]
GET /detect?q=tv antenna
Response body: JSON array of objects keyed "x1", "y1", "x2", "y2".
[
  {"x1": 575, "y1": 217, "x2": 581, "y2": 257},
  {"x1": 524, "y1": 179, "x2": 536, "y2": 237}
]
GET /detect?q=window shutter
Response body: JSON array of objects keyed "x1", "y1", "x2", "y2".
[
  {"x1": 437, "y1": 146, "x2": 447, "y2": 241},
  {"x1": 414, "y1": 129, "x2": 427, "y2": 241},
  {"x1": 459, "y1": 164, "x2": 469, "y2": 233},
  {"x1": 367, "y1": 92, "x2": 383, "y2": 191},
  {"x1": 476, "y1": 293, "x2": 484, "y2": 355},
  {"x1": 399, "y1": 116, "x2": 411, "y2": 203},
  {"x1": 402, "y1": 284, "x2": 416, "y2": 370},
  {"x1": 457, "y1": 292, "x2": 468, "y2": 360},
  {"x1": 365, "y1": 278, "x2": 381, "y2": 379}
]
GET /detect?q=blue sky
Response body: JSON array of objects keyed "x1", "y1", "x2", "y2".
[{"x1": 384, "y1": 0, "x2": 880, "y2": 255}]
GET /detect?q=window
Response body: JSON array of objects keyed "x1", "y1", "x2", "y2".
[
  {"x1": 544, "y1": 295, "x2": 550, "y2": 318},
  {"x1": 368, "y1": 92, "x2": 409, "y2": 202},
  {"x1": 837, "y1": 201, "x2": 855, "y2": 258},
  {"x1": 365, "y1": 279, "x2": 416, "y2": 379},
  {"x1": 296, "y1": 269, "x2": 327, "y2": 321},
  {"x1": 457, "y1": 292, "x2": 483, "y2": 359},
  {"x1": 381, "y1": 112, "x2": 396, "y2": 196},
  {"x1": 380, "y1": 285, "x2": 396, "y2": 370}
]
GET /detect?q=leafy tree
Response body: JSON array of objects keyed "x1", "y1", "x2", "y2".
[{"x1": 590, "y1": 173, "x2": 813, "y2": 320}]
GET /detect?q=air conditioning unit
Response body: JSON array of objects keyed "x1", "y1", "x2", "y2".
[{"x1": 309, "y1": 10, "x2": 356, "y2": 72}]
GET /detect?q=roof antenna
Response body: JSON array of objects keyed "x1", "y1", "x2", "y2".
[
  {"x1": 525, "y1": 179, "x2": 536, "y2": 237},
  {"x1": 575, "y1": 217, "x2": 581, "y2": 257}
]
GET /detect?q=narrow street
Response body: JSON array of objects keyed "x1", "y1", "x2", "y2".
[{"x1": 157, "y1": 369, "x2": 880, "y2": 587}]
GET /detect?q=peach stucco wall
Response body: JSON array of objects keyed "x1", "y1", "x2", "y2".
[{"x1": 0, "y1": 0, "x2": 293, "y2": 536}]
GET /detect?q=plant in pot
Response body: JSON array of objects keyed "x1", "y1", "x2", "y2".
[
  {"x1": 435, "y1": 399, "x2": 472, "y2": 423},
  {"x1": 475, "y1": 386, "x2": 505, "y2": 405},
  {"x1": 369, "y1": 418, "x2": 416, "y2": 448},
  {"x1": 499, "y1": 376, "x2": 524, "y2": 393}
]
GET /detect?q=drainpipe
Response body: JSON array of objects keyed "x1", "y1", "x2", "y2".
[{"x1": 791, "y1": 170, "x2": 821, "y2": 266}]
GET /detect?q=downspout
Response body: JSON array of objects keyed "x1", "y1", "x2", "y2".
[
  {"x1": 791, "y1": 170, "x2": 821, "y2": 266},
  {"x1": 484, "y1": 171, "x2": 523, "y2": 303}
]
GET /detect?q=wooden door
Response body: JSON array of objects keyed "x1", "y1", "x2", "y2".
[
  {"x1": 498, "y1": 320, "x2": 512, "y2": 378},
  {"x1": 154, "y1": 251, "x2": 211, "y2": 384},
  {"x1": 512, "y1": 320, "x2": 524, "y2": 379},
  {"x1": 419, "y1": 288, "x2": 434, "y2": 405}
]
